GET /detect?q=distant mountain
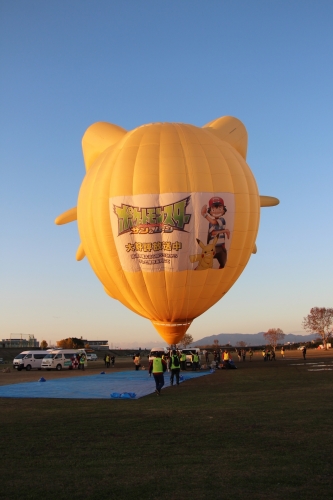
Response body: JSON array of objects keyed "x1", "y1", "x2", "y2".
[{"x1": 192, "y1": 332, "x2": 317, "y2": 347}]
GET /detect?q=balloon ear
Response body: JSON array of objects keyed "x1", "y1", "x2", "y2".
[
  {"x1": 196, "y1": 238, "x2": 205, "y2": 250},
  {"x1": 82, "y1": 122, "x2": 127, "y2": 171},
  {"x1": 202, "y1": 116, "x2": 248, "y2": 159}
]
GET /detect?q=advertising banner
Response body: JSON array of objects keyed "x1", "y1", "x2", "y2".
[{"x1": 110, "y1": 192, "x2": 234, "y2": 272}]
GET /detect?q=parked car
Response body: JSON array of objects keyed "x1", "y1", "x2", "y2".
[{"x1": 87, "y1": 353, "x2": 98, "y2": 361}]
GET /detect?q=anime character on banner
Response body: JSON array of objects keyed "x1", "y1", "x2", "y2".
[{"x1": 201, "y1": 197, "x2": 230, "y2": 269}]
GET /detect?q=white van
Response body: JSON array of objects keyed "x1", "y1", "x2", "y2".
[
  {"x1": 41, "y1": 349, "x2": 88, "y2": 371},
  {"x1": 13, "y1": 351, "x2": 49, "y2": 371}
]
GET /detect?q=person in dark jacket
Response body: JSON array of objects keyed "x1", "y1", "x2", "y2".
[{"x1": 169, "y1": 350, "x2": 181, "y2": 386}]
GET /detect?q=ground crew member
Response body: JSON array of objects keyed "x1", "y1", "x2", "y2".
[
  {"x1": 149, "y1": 352, "x2": 167, "y2": 395},
  {"x1": 192, "y1": 351, "x2": 199, "y2": 371},
  {"x1": 180, "y1": 351, "x2": 187, "y2": 371},
  {"x1": 169, "y1": 349, "x2": 181, "y2": 386},
  {"x1": 133, "y1": 353, "x2": 141, "y2": 371},
  {"x1": 249, "y1": 349, "x2": 253, "y2": 361},
  {"x1": 222, "y1": 350, "x2": 230, "y2": 368},
  {"x1": 79, "y1": 352, "x2": 86, "y2": 371}
]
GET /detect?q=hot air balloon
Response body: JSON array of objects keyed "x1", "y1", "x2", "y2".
[{"x1": 55, "y1": 116, "x2": 279, "y2": 344}]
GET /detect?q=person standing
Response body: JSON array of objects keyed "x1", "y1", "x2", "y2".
[
  {"x1": 192, "y1": 351, "x2": 199, "y2": 371},
  {"x1": 149, "y1": 352, "x2": 167, "y2": 395},
  {"x1": 79, "y1": 352, "x2": 86, "y2": 371},
  {"x1": 302, "y1": 346, "x2": 307, "y2": 360},
  {"x1": 271, "y1": 349, "x2": 276, "y2": 361},
  {"x1": 242, "y1": 349, "x2": 246, "y2": 362},
  {"x1": 281, "y1": 346, "x2": 285, "y2": 358},
  {"x1": 169, "y1": 350, "x2": 181, "y2": 386},
  {"x1": 222, "y1": 350, "x2": 230, "y2": 368},
  {"x1": 133, "y1": 353, "x2": 141, "y2": 371},
  {"x1": 105, "y1": 353, "x2": 110, "y2": 368},
  {"x1": 180, "y1": 351, "x2": 187, "y2": 371},
  {"x1": 249, "y1": 349, "x2": 253, "y2": 361},
  {"x1": 205, "y1": 350, "x2": 209, "y2": 363}
]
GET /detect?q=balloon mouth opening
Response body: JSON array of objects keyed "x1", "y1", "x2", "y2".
[
  {"x1": 152, "y1": 321, "x2": 192, "y2": 328},
  {"x1": 151, "y1": 321, "x2": 193, "y2": 344}
]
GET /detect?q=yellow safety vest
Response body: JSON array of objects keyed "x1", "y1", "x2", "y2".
[
  {"x1": 153, "y1": 357, "x2": 163, "y2": 373},
  {"x1": 170, "y1": 355, "x2": 180, "y2": 369}
]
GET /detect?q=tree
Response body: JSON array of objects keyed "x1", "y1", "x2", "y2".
[
  {"x1": 56, "y1": 337, "x2": 85, "y2": 349},
  {"x1": 179, "y1": 333, "x2": 194, "y2": 348},
  {"x1": 213, "y1": 339, "x2": 220, "y2": 348},
  {"x1": 303, "y1": 307, "x2": 333, "y2": 349},
  {"x1": 40, "y1": 340, "x2": 48, "y2": 349},
  {"x1": 263, "y1": 328, "x2": 285, "y2": 350},
  {"x1": 236, "y1": 341, "x2": 247, "y2": 348}
]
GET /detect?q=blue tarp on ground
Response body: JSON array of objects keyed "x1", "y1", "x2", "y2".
[{"x1": 0, "y1": 370, "x2": 212, "y2": 399}]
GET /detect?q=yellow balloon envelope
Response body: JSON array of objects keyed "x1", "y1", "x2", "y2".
[{"x1": 55, "y1": 116, "x2": 279, "y2": 344}]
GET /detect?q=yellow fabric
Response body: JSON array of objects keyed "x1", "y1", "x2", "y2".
[{"x1": 56, "y1": 116, "x2": 279, "y2": 345}]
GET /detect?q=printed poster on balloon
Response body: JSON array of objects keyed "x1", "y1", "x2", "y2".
[{"x1": 110, "y1": 192, "x2": 235, "y2": 272}]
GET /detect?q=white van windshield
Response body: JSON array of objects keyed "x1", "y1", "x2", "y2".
[
  {"x1": 44, "y1": 353, "x2": 56, "y2": 359},
  {"x1": 149, "y1": 351, "x2": 165, "y2": 357},
  {"x1": 14, "y1": 353, "x2": 27, "y2": 359}
]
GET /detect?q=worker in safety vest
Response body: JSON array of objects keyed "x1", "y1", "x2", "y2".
[
  {"x1": 222, "y1": 350, "x2": 230, "y2": 368},
  {"x1": 180, "y1": 351, "x2": 187, "y2": 371},
  {"x1": 79, "y1": 353, "x2": 86, "y2": 371},
  {"x1": 149, "y1": 352, "x2": 167, "y2": 395},
  {"x1": 169, "y1": 350, "x2": 181, "y2": 386},
  {"x1": 191, "y1": 351, "x2": 199, "y2": 371}
]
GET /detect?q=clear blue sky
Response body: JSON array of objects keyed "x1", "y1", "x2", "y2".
[{"x1": 1, "y1": 1, "x2": 332, "y2": 347}]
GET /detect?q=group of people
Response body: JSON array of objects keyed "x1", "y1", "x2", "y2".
[
  {"x1": 262, "y1": 348, "x2": 276, "y2": 361},
  {"x1": 133, "y1": 349, "x2": 201, "y2": 373},
  {"x1": 70, "y1": 352, "x2": 86, "y2": 370},
  {"x1": 148, "y1": 350, "x2": 180, "y2": 395},
  {"x1": 103, "y1": 353, "x2": 115, "y2": 368}
]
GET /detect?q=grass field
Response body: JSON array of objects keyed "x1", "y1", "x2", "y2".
[{"x1": 1, "y1": 350, "x2": 333, "y2": 500}]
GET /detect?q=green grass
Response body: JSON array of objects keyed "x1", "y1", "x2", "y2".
[{"x1": 1, "y1": 357, "x2": 333, "y2": 499}]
